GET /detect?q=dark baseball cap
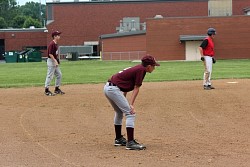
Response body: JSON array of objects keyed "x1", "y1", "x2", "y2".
[
  {"x1": 141, "y1": 55, "x2": 160, "y2": 66},
  {"x1": 51, "y1": 31, "x2": 62, "y2": 37}
]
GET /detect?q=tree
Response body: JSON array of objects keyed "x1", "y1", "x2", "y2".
[
  {"x1": 23, "y1": 17, "x2": 42, "y2": 28},
  {"x1": 0, "y1": 17, "x2": 7, "y2": 28},
  {"x1": 9, "y1": 0, "x2": 17, "y2": 7},
  {"x1": 19, "y1": 2, "x2": 45, "y2": 24},
  {"x1": 12, "y1": 15, "x2": 26, "y2": 28},
  {"x1": 0, "y1": 0, "x2": 46, "y2": 28},
  {"x1": 0, "y1": 0, "x2": 20, "y2": 28}
]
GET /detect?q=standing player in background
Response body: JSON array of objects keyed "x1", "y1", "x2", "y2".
[
  {"x1": 44, "y1": 31, "x2": 65, "y2": 96},
  {"x1": 199, "y1": 28, "x2": 216, "y2": 90},
  {"x1": 104, "y1": 55, "x2": 160, "y2": 150}
]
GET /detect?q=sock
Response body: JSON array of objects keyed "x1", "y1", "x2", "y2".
[
  {"x1": 55, "y1": 86, "x2": 59, "y2": 91},
  {"x1": 45, "y1": 87, "x2": 49, "y2": 92},
  {"x1": 115, "y1": 125, "x2": 122, "y2": 139},
  {"x1": 126, "y1": 127, "x2": 134, "y2": 142}
]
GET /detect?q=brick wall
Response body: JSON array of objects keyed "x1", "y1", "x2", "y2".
[
  {"x1": 233, "y1": 0, "x2": 250, "y2": 15},
  {"x1": 46, "y1": 1, "x2": 208, "y2": 46},
  {"x1": 101, "y1": 34, "x2": 146, "y2": 60},
  {"x1": 4, "y1": 31, "x2": 46, "y2": 51},
  {"x1": 0, "y1": 33, "x2": 4, "y2": 39},
  {"x1": 2, "y1": 0, "x2": 249, "y2": 59},
  {"x1": 146, "y1": 15, "x2": 250, "y2": 60}
]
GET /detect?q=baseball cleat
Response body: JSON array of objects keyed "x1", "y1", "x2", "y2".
[
  {"x1": 208, "y1": 85, "x2": 215, "y2": 89},
  {"x1": 126, "y1": 140, "x2": 146, "y2": 150},
  {"x1": 114, "y1": 136, "x2": 127, "y2": 146},
  {"x1": 45, "y1": 91, "x2": 55, "y2": 96},
  {"x1": 54, "y1": 89, "x2": 65, "y2": 95},
  {"x1": 203, "y1": 86, "x2": 211, "y2": 90}
]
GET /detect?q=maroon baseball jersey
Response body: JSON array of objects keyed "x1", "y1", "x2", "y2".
[
  {"x1": 47, "y1": 40, "x2": 59, "y2": 60},
  {"x1": 110, "y1": 64, "x2": 146, "y2": 92}
]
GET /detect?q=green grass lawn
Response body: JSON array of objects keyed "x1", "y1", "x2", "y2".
[{"x1": 0, "y1": 59, "x2": 249, "y2": 88}]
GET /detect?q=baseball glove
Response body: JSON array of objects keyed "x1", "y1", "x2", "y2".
[
  {"x1": 212, "y1": 57, "x2": 216, "y2": 64},
  {"x1": 201, "y1": 57, "x2": 205, "y2": 61}
]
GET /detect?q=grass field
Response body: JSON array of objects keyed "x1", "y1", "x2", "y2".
[{"x1": 0, "y1": 59, "x2": 249, "y2": 88}]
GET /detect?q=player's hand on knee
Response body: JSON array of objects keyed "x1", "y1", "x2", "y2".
[{"x1": 130, "y1": 105, "x2": 136, "y2": 115}]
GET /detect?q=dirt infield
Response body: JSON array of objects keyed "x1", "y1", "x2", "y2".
[{"x1": 1, "y1": 79, "x2": 250, "y2": 167}]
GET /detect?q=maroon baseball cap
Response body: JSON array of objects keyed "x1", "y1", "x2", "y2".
[
  {"x1": 51, "y1": 31, "x2": 62, "y2": 37},
  {"x1": 141, "y1": 55, "x2": 160, "y2": 66}
]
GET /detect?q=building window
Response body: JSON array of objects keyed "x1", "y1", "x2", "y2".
[
  {"x1": 208, "y1": 0, "x2": 232, "y2": 16},
  {"x1": 47, "y1": 4, "x2": 53, "y2": 21}
]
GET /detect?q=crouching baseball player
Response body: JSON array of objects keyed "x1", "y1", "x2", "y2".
[
  {"x1": 104, "y1": 55, "x2": 160, "y2": 150},
  {"x1": 199, "y1": 28, "x2": 216, "y2": 90}
]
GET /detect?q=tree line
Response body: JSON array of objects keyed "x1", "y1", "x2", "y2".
[{"x1": 0, "y1": 0, "x2": 46, "y2": 29}]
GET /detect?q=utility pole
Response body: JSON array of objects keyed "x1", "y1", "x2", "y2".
[{"x1": 39, "y1": 0, "x2": 42, "y2": 27}]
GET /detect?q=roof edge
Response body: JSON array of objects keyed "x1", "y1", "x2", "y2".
[
  {"x1": 0, "y1": 28, "x2": 48, "y2": 33},
  {"x1": 100, "y1": 30, "x2": 146, "y2": 39},
  {"x1": 179, "y1": 35, "x2": 207, "y2": 41},
  {"x1": 47, "y1": 0, "x2": 208, "y2": 5}
]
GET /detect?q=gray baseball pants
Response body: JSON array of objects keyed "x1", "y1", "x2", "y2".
[
  {"x1": 104, "y1": 82, "x2": 135, "y2": 128},
  {"x1": 44, "y1": 58, "x2": 62, "y2": 88}
]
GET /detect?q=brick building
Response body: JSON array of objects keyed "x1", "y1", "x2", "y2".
[
  {"x1": 46, "y1": 0, "x2": 208, "y2": 57},
  {"x1": 0, "y1": 28, "x2": 47, "y2": 59},
  {"x1": 146, "y1": 15, "x2": 250, "y2": 60},
  {"x1": 1, "y1": 0, "x2": 208, "y2": 59},
  {"x1": 0, "y1": 0, "x2": 249, "y2": 60},
  {"x1": 100, "y1": 0, "x2": 250, "y2": 60}
]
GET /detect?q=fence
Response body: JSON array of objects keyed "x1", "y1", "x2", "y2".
[{"x1": 102, "y1": 51, "x2": 146, "y2": 61}]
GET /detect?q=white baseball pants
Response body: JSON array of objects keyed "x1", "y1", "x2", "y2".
[{"x1": 203, "y1": 56, "x2": 213, "y2": 86}]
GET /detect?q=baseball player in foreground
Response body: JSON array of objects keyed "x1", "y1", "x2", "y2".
[
  {"x1": 199, "y1": 28, "x2": 216, "y2": 90},
  {"x1": 104, "y1": 55, "x2": 160, "y2": 150},
  {"x1": 44, "y1": 31, "x2": 65, "y2": 96}
]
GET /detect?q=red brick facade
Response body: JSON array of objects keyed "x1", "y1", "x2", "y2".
[
  {"x1": 4, "y1": 31, "x2": 46, "y2": 51},
  {"x1": 146, "y1": 15, "x2": 250, "y2": 60},
  {"x1": 46, "y1": 0, "x2": 208, "y2": 46},
  {"x1": 101, "y1": 34, "x2": 146, "y2": 60},
  {"x1": 1, "y1": 0, "x2": 250, "y2": 60},
  {"x1": 233, "y1": 0, "x2": 250, "y2": 15},
  {"x1": 0, "y1": 29, "x2": 47, "y2": 57}
]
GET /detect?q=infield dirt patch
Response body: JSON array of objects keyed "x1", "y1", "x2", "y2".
[{"x1": 0, "y1": 79, "x2": 250, "y2": 167}]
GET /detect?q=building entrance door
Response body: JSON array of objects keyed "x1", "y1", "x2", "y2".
[{"x1": 185, "y1": 41, "x2": 201, "y2": 61}]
